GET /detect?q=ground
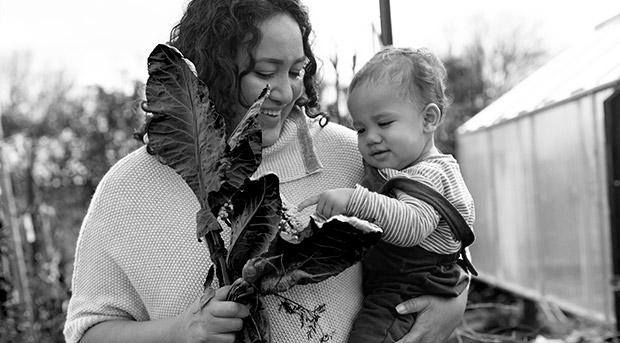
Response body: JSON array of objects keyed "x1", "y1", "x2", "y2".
[{"x1": 449, "y1": 280, "x2": 619, "y2": 343}]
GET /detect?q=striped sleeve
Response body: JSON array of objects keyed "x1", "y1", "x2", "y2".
[
  {"x1": 345, "y1": 156, "x2": 472, "y2": 254},
  {"x1": 346, "y1": 184, "x2": 439, "y2": 247}
]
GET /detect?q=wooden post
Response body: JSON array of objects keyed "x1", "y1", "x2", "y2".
[
  {"x1": 0, "y1": 116, "x2": 35, "y2": 331},
  {"x1": 379, "y1": 0, "x2": 393, "y2": 46}
]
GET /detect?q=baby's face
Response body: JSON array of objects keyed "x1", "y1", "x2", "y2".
[{"x1": 347, "y1": 82, "x2": 429, "y2": 170}]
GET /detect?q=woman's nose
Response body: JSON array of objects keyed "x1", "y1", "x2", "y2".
[{"x1": 269, "y1": 75, "x2": 297, "y2": 105}]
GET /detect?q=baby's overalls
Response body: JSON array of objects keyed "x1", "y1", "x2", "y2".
[{"x1": 347, "y1": 168, "x2": 477, "y2": 343}]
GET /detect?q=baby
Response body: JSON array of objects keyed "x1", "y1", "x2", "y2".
[{"x1": 298, "y1": 46, "x2": 477, "y2": 343}]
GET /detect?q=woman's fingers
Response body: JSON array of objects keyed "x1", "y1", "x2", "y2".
[
  {"x1": 395, "y1": 295, "x2": 430, "y2": 314},
  {"x1": 182, "y1": 285, "x2": 251, "y2": 343},
  {"x1": 209, "y1": 286, "x2": 250, "y2": 319},
  {"x1": 395, "y1": 291, "x2": 467, "y2": 343},
  {"x1": 209, "y1": 301, "x2": 250, "y2": 319},
  {"x1": 208, "y1": 316, "x2": 245, "y2": 332},
  {"x1": 213, "y1": 285, "x2": 231, "y2": 301}
]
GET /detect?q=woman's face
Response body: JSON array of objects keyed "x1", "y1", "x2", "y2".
[{"x1": 237, "y1": 13, "x2": 306, "y2": 147}]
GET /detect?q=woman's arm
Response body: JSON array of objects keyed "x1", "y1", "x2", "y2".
[{"x1": 79, "y1": 285, "x2": 249, "y2": 343}]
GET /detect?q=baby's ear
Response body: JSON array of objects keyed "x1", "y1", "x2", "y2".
[{"x1": 423, "y1": 103, "x2": 443, "y2": 133}]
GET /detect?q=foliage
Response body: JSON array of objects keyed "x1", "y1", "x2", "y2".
[
  {"x1": 241, "y1": 214, "x2": 382, "y2": 294},
  {"x1": 227, "y1": 175, "x2": 281, "y2": 281},
  {"x1": 326, "y1": 22, "x2": 549, "y2": 156},
  {"x1": 436, "y1": 22, "x2": 548, "y2": 156},
  {"x1": 0, "y1": 55, "x2": 144, "y2": 342}
]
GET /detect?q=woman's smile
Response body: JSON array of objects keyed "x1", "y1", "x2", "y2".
[{"x1": 259, "y1": 108, "x2": 282, "y2": 120}]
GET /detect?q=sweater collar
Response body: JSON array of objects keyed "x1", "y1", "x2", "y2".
[{"x1": 254, "y1": 107, "x2": 323, "y2": 182}]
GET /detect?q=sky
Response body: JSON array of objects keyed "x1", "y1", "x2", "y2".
[{"x1": 1, "y1": 0, "x2": 620, "y2": 95}]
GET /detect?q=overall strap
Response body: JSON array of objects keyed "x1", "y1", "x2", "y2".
[{"x1": 379, "y1": 176, "x2": 478, "y2": 276}]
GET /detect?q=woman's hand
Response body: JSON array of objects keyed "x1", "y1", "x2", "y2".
[
  {"x1": 79, "y1": 285, "x2": 250, "y2": 343},
  {"x1": 394, "y1": 279, "x2": 469, "y2": 343},
  {"x1": 176, "y1": 285, "x2": 250, "y2": 343}
]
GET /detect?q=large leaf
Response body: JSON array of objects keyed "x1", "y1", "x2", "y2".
[
  {"x1": 207, "y1": 87, "x2": 268, "y2": 214},
  {"x1": 207, "y1": 137, "x2": 260, "y2": 213},
  {"x1": 242, "y1": 215, "x2": 383, "y2": 294},
  {"x1": 227, "y1": 174, "x2": 282, "y2": 279},
  {"x1": 228, "y1": 86, "x2": 269, "y2": 150},
  {"x1": 144, "y1": 44, "x2": 227, "y2": 238},
  {"x1": 143, "y1": 44, "x2": 232, "y2": 285}
]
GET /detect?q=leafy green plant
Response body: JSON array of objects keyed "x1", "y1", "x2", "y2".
[{"x1": 142, "y1": 44, "x2": 382, "y2": 342}]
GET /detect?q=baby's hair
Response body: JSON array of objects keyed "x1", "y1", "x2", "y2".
[{"x1": 349, "y1": 46, "x2": 451, "y2": 113}]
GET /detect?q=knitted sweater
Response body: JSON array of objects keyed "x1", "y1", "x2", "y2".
[{"x1": 63, "y1": 111, "x2": 365, "y2": 343}]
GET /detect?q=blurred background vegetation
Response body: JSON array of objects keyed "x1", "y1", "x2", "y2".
[{"x1": 0, "y1": 22, "x2": 547, "y2": 342}]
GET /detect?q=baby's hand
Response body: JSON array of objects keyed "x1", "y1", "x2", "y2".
[{"x1": 297, "y1": 188, "x2": 354, "y2": 218}]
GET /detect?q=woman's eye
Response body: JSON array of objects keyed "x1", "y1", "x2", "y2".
[
  {"x1": 255, "y1": 71, "x2": 274, "y2": 78},
  {"x1": 290, "y1": 69, "x2": 304, "y2": 79},
  {"x1": 356, "y1": 128, "x2": 365, "y2": 135},
  {"x1": 378, "y1": 121, "x2": 393, "y2": 127}
]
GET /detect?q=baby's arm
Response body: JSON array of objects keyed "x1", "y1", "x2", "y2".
[
  {"x1": 297, "y1": 188, "x2": 354, "y2": 218},
  {"x1": 297, "y1": 185, "x2": 437, "y2": 247},
  {"x1": 346, "y1": 185, "x2": 439, "y2": 247}
]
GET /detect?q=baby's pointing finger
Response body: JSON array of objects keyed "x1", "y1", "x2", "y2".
[{"x1": 297, "y1": 195, "x2": 319, "y2": 211}]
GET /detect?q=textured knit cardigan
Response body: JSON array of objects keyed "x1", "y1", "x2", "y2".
[{"x1": 64, "y1": 110, "x2": 365, "y2": 343}]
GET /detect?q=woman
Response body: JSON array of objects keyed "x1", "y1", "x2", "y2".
[{"x1": 63, "y1": 0, "x2": 468, "y2": 342}]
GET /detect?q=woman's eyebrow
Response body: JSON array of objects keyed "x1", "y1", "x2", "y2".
[{"x1": 255, "y1": 56, "x2": 307, "y2": 65}]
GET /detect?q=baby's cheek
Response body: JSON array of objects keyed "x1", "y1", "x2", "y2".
[{"x1": 357, "y1": 144, "x2": 370, "y2": 161}]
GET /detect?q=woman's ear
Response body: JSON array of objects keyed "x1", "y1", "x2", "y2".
[{"x1": 422, "y1": 103, "x2": 442, "y2": 133}]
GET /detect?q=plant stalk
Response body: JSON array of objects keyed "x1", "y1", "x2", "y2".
[{"x1": 205, "y1": 228, "x2": 231, "y2": 286}]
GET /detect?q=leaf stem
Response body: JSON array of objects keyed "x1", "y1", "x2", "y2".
[{"x1": 205, "y1": 229, "x2": 231, "y2": 286}]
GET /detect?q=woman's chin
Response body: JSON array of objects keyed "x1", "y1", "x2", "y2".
[
  {"x1": 261, "y1": 130, "x2": 281, "y2": 147},
  {"x1": 258, "y1": 117, "x2": 287, "y2": 147}
]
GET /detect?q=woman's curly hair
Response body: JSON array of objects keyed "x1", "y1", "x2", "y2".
[{"x1": 136, "y1": 0, "x2": 321, "y2": 141}]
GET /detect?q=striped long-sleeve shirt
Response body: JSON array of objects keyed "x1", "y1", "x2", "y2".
[{"x1": 345, "y1": 154, "x2": 475, "y2": 255}]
